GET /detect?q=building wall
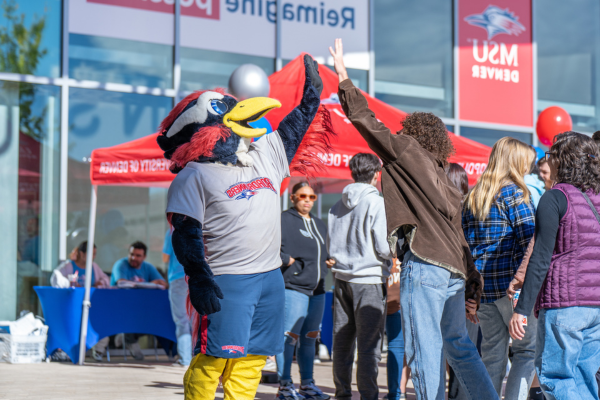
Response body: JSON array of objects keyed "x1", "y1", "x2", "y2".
[{"x1": 1, "y1": 0, "x2": 599, "y2": 319}]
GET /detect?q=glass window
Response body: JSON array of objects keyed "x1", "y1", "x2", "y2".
[
  {"x1": 69, "y1": 34, "x2": 173, "y2": 89},
  {"x1": 0, "y1": 81, "x2": 60, "y2": 319},
  {"x1": 68, "y1": 89, "x2": 172, "y2": 277},
  {"x1": 281, "y1": 59, "x2": 368, "y2": 92},
  {"x1": 536, "y1": 0, "x2": 600, "y2": 132},
  {"x1": 374, "y1": 0, "x2": 453, "y2": 117},
  {"x1": 460, "y1": 127, "x2": 532, "y2": 147},
  {"x1": 0, "y1": 0, "x2": 61, "y2": 78},
  {"x1": 181, "y1": 48, "x2": 274, "y2": 93}
]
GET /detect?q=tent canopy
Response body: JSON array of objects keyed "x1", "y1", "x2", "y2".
[{"x1": 266, "y1": 54, "x2": 491, "y2": 185}]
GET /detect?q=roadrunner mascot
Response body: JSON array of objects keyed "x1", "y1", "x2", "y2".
[{"x1": 157, "y1": 55, "x2": 332, "y2": 400}]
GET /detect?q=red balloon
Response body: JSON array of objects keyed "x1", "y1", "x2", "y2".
[{"x1": 536, "y1": 106, "x2": 572, "y2": 147}]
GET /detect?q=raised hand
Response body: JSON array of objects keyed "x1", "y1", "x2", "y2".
[
  {"x1": 303, "y1": 54, "x2": 323, "y2": 97},
  {"x1": 328, "y1": 38, "x2": 349, "y2": 83}
]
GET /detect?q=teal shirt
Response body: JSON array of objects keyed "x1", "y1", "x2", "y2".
[
  {"x1": 110, "y1": 258, "x2": 164, "y2": 286},
  {"x1": 163, "y1": 230, "x2": 185, "y2": 283}
]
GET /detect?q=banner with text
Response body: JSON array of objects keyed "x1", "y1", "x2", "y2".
[
  {"x1": 70, "y1": 0, "x2": 369, "y2": 70},
  {"x1": 458, "y1": 1, "x2": 533, "y2": 127}
]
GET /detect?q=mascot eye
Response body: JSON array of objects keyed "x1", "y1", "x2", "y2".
[{"x1": 209, "y1": 99, "x2": 228, "y2": 115}]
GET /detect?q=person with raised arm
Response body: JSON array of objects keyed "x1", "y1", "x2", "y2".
[{"x1": 328, "y1": 39, "x2": 497, "y2": 400}]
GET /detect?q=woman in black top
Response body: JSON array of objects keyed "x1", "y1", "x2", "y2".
[{"x1": 275, "y1": 182, "x2": 335, "y2": 400}]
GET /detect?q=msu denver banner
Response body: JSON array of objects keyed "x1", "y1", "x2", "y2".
[
  {"x1": 69, "y1": 0, "x2": 369, "y2": 70},
  {"x1": 458, "y1": 1, "x2": 533, "y2": 127}
]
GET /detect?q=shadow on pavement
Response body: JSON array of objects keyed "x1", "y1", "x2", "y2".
[{"x1": 145, "y1": 381, "x2": 184, "y2": 389}]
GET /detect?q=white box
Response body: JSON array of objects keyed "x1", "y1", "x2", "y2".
[{"x1": 0, "y1": 333, "x2": 47, "y2": 364}]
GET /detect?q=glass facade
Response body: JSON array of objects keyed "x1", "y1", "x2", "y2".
[
  {"x1": 374, "y1": 0, "x2": 454, "y2": 117},
  {"x1": 0, "y1": 81, "x2": 60, "y2": 319},
  {"x1": 0, "y1": 0, "x2": 62, "y2": 78},
  {"x1": 536, "y1": 0, "x2": 600, "y2": 133},
  {"x1": 2, "y1": 0, "x2": 595, "y2": 319},
  {"x1": 67, "y1": 89, "x2": 171, "y2": 273}
]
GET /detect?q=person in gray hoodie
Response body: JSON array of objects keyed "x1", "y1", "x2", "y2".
[{"x1": 327, "y1": 152, "x2": 393, "y2": 400}]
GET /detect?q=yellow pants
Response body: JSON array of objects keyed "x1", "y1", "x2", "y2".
[{"x1": 184, "y1": 353, "x2": 267, "y2": 400}]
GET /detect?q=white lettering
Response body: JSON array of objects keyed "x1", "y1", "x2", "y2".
[
  {"x1": 500, "y1": 43, "x2": 518, "y2": 66},
  {"x1": 504, "y1": 69, "x2": 510, "y2": 82},
  {"x1": 511, "y1": 70, "x2": 519, "y2": 83},
  {"x1": 480, "y1": 65, "x2": 486, "y2": 79},
  {"x1": 196, "y1": 0, "x2": 212, "y2": 16},
  {"x1": 472, "y1": 39, "x2": 488, "y2": 63},
  {"x1": 472, "y1": 65, "x2": 479, "y2": 78},
  {"x1": 488, "y1": 41, "x2": 499, "y2": 64}
]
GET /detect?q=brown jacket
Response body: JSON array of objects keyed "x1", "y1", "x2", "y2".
[{"x1": 338, "y1": 79, "x2": 483, "y2": 304}]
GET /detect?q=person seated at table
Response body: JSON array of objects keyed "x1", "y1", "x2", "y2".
[
  {"x1": 110, "y1": 241, "x2": 167, "y2": 361},
  {"x1": 54, "y1": 241, "x2": 111, "y2": 362},
  {"x1": 110, "y1": 241, "x2": 167, "y2": 288},
  {"x1": 55, "y1": 241, "x2": 110, "y2": 288}
]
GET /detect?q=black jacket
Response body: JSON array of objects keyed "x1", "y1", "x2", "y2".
[{"x1": 280, "y1": 208, "x2": 329, "y2": 296}]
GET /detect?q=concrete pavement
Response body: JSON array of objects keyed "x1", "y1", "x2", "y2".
[{"x1": 0, "y1": 354, "x2": 418, "y2": 399}]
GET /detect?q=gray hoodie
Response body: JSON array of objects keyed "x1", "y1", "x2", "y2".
[{"x1": 327, "y1": 183, "x2": 393, "y2": 284}]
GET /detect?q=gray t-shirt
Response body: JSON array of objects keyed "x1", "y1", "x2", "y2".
[{"x1": 166, "y1": 132, "x2": 290, "y2": 276}]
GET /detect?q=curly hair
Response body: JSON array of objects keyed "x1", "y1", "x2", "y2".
[
  {"x1": 552, "y1": 131, "x2": 600, "y2": 194},
  {"x1": 401, "y1": 112, "x2": 455, "y2": 165}
]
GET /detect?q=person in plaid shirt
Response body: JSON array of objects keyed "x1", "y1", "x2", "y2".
[{"x1": 462, "y1": 137, "x2": 536, "y2": 400}]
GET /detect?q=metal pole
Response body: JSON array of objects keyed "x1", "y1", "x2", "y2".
[
  {"x1": 78, "y1": 184, "x2": 98, "y2": 365},
  {"x1": 59, "y1": 0, "x2": 70, "y2": 260},
  {"x1": 453, "y1": 0, "x2": 460, "y2": 136},
  {"x1": 173, "y1": 0, "x2": 181, "y2": 102},
  {"x1": 531, "y1": 0, "x2": 538, "y2": 146},
  {"x1": 275, "y1": 0, "x2": 282, "y2": 71},
  {"x1": 368, "y1": 0, "x2": 375, "y2": 96}
]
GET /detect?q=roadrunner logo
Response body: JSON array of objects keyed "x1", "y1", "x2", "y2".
[
  {"x1": 225, "y1": 177, "x2": 276, "y2": 200},
  {"x1": 464, "y1": 5, "x2": 525, "y2": 40},
  {"x1": 222, "y1": 345, "x2": 245, "y2": 354}
]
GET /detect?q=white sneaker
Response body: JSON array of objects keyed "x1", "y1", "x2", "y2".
[
  {"x1": 263, "y1": 358, "x2": 277, "y2": 372},
  {"x1": 299, "y1": 381, "x2": 330, "y2": 400},
  {"x1": 275, "y1": 383, "x2": 305, "y2": 400},
  {"x1": 92, "y1": 348, "x2": 104, "y2": 362},
  {"x1": 318, "y1": 344, "x2": 329, "y2": 361}
]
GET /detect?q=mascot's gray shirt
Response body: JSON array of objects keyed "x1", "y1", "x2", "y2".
[
  {"x1": 166, "y1": 132, "x2": 290, "y2": 276},
  {"x1": 327, "y1": 183, "x2": 393, "y2": 284}
]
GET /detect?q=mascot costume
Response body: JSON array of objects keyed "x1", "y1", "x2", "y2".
[{"x1": 157, "y1": 55, "x2": 332, "y2": 400}]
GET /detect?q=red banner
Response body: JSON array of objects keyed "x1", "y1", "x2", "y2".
[
  {"x1": 88, "y1": 0, "x2": 220, "y2": 20},
  {"x1": 458, "y1": 1, "x2": 533, "y2": 127}
]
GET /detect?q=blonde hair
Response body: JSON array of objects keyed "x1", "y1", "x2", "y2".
[{"x1": 465, "y1": 137, "x2": 534, "y2": 220}]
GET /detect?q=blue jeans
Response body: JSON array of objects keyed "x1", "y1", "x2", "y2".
[
  {"x1": 386, "y1": 310, "x2": 405, "y2": 400},
  {"x1": 400, "y1": 251, "x2": 498, "y2": 400},
  {"x1": 169, "y1": 277, "x2": 192, "y2": 365},
  {"x1": 536, "y1": 306, "x2": 600, "y2": 400},
  {"x1": 276, "y1": 289, "x2": 326, "y2": 385}
]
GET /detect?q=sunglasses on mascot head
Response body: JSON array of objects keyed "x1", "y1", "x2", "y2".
[{"x1": 294, "y1": 194, "x2": 318, "y2": 201}]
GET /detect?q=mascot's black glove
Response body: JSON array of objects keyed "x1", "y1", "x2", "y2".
[
  {"x1": 171, "y1": 213, "x2": 224, "y2": 315},
  {"x1": 278, "y1": 55, "x2": 323, "y2": 164},
  {"x1": 304, "y1": 54, "x2": 323, "y2": 97}
]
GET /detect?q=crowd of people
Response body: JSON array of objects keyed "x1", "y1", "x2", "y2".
[
  {"x1": 272, "y1": 40, "x2": 600, "y2": 400},
  {"x1": 47, "y1": 39, "x2": 600, "y2": 400}
]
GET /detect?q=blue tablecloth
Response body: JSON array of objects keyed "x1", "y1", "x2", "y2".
[{"x1": 34, "y1": 287, "x2": 176, "y2": 364}]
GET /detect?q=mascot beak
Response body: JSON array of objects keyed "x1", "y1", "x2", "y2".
[{"x1": 223, "y1": 97, "x2": 281, "y2": 138}]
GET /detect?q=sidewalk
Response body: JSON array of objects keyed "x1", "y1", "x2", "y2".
[{"x1": 0, "y1": 354, "x2": 418, "y2": 399}]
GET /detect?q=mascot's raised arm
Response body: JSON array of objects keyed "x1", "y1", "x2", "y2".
[{"x1": 157, "y1": 55, "x2": 332, "y2": 400}]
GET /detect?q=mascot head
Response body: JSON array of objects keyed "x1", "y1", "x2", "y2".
[{"x1": 157, "y1": 88, "x2": 281, "y2": 172}]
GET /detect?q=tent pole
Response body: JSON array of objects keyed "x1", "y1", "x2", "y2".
[{"x1": 78, "y1": 184, "x2": 98, "y2": 365}]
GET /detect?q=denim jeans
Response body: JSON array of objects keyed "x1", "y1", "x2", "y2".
[
  {"x1": 478, "y1": 295, "x2": 537, "y2": 400},
  {"x1": 275, "y1": 289, "x2": 326, "y2": 385},
  {"x1": 448, "y1": 320, "x2": 480, "y2": 400},
  {"x1": 536, "y1": 306, "x2": 600, "y2": 400},
  {"x1": 169, "y1": 277, "x2": 192, "y2": 366},
  {"x1": 386, "y1": 310, "x2": 405, "y2": 400},
  {"x1": 400, "y1": 251, "x2": 498, "y2": 400}
]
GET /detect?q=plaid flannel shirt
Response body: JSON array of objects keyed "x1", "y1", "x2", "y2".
[{"x1": 462, "y1": 184, "x2": 535, "y2": 303}]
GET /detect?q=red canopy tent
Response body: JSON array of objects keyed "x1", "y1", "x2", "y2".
[{"x1": 266, "y1": 54, "x2": 491, "y2": 186}]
